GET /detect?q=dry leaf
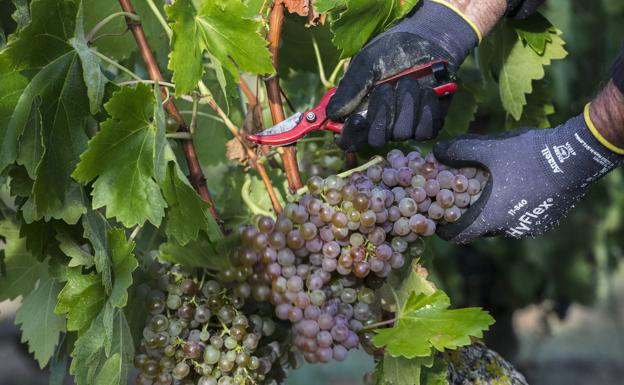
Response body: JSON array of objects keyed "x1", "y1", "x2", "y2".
[
  {"x1": 278, "y1": 0, "x2": 310, "y2": 17},
  {"x1": 243, "y1": 103, "x2": 264, "y2": 135},
  {"x1": 226, "y1": 138, "x2": 248, "y2": 165}
]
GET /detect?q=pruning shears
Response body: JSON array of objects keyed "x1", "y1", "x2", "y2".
[{"x1": 245, "y1": 60, "x2": 457, "y2": 146}]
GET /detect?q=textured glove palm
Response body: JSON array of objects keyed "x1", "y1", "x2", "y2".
[
  {"x1": 327, "y1": 0, "x2": 479, "y2": 151},
  {"x1": 433, "y1": 114, "x2": 624, "y2": 243}
]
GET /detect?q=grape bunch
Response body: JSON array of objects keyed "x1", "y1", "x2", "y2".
[
  {"x1": 134, "y1": 263, "x2": 291, "y2": 385},
  {"x1": 236, "y1": 149, "x2": 488, "y2": 364}
]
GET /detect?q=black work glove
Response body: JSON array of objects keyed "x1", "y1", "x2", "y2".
[
  {"x1": 327, "y1": 0, "x2": 481, "y2": 151},
  {"x1": 506, "y1": 0, "x2": 546, "y2": 19},
  {"x1": 434, "y1": 111, "x2": 624, "y2": 243}
]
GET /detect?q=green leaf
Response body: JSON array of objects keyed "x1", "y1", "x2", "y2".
[
  {"x1": 166, "y1": 0, "x2": 274, "y2": 96},
  {"x1": 94, "y1": 353, "x2": 122, "y2": 385},
  {"x1": 82, "y1": 0, "x2": 168, "y2": 62},
  {"x1": 70, "y1": 305, "x2": 134, "y2": 385},
  {"x1": 159, "y1": 233, "x2": 235, "y2": 271},
  {"x1": 0, "y1": 54, "x2": 27, "y2": 172},
  {"x1": 420, "y1": 356, "x2": 449, "y2": 385},
  {"x1": 379, "y1": 355, "x2": 433, "y2": 385},
  {"x1": 314, "y1": 0, "x2": 347, "y2": 13},
  {"x1": 0, "y1": 219, "x2": 47, "y2": 301},
  {"x1": 10, "y1": 0, "x2": 30, "y2": 30},
  {"x1": 82, "y1": 207, "x2": 112, "y2": 294},
  {"x1": 55, "y1": 268, "x2": 105, "y2": 332},
  {"x1": 14, "y1": 274, "x2": 66, "y2": 368},
  {"x1": 372, "y1": 291, "x2": 494, "y2": 359},
  {"x1": 56, "y1": 232, "x2": 95, "y2": 268},
  {"x1": 379, "y1": 259, "x2": 437, "y2": 314},
  {"x1": 480, "y1": 16, "x2": 567, "y2": 120},
  {"x1": 69, "y1": 2, "x2": 106, "y2": 114},
  {"x1": 331, "y1": 0, "x2": 418, "y2": 58},
  {"x1": 506, "y1": 79, "x2": 555, "y2": 129},
  {"x1": 15, "y1": 96, "x2": 43, "y2": 178},
  {"x1": 2, "y1": 0, "x2": 92, "y2": 219},
  {"x1": 21, "y1": 184, "x2": 87, "y2": 225},
  {"x1": 161, "y1": 161, "x2": 221, "y2": 245},
  {"x1": 108, "y1": 228, "x2": 137, "y2": 308},
  {"x1": 510, "y1": 13, "x2": 555, "y2": 55},
  {"x1": 73, "y1": 84, "x2": 167, "y2": 227}
]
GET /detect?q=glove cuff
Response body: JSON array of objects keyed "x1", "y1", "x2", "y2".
[
  {"x1": 613, "y1": 43, "x2": 624, "y2": 95},
  {"x1": 388, "y1": 0, "x2": 479, "y2": 67},
  {"x1": 536, "y1": 112, "x2": 624, "y2": 190}
]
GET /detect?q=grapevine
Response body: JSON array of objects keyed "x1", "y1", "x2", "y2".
[
  {"x1": 0, "y1": 1, "x2": 580, "y2": 385},
  {"x1": 134, "y1": 149, "x2": 490, "y2": 384}
]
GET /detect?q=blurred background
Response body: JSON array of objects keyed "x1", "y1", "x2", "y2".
[{"x1": 2, "y1": 0, "x2": 624, "y2": 384}]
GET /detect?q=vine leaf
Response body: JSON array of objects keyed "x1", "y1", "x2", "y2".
[
  {"x1": 509, "y1": 13, "x2": 555, "y2": 55},
  {"x1": 159, "y1": 233, "x2": 236, "y2": 271},
  {"x1": 0, "y1": 0, "x2": 101, "y2": 221},
  {"x1": 313, "y1": 0, "x2": 346, "y2": 13},
  {"x1": 161, "y1": 161, "x2": 222, "y2": 245},
  {"x1": 373, "y1": 290, "x2": 494, "y2": 359},
  {"x1": 506, "y1": 79, "x2": 555, "y2": 129},
  {"x1": 14, "y1": 274, "x2": 66, "y2": 368},
  {"x1": 166, "y1": 0, "x2": 274, "y2": 96},
  {"x1": 0, "y1": 219, "x2": 47, "y2": 302},
  {"x1": 378, "y1": 355, "x2": 433, "y2": 385},
  {"x1": 73, "y1": 84, "x2": 168, "y2": 228},
  {"x1": 0, "y1": 54, "x2": 27, "y2": 172},
  {"x1": 82, "y1": 207, "x2": 113, "y2": 294},
  {"x1": 69, "y1": 2, "x2": 107, "y2": 114},
  {"x1": 331, "y1": 0, "x2": 418, "y2": 58},
  {"x1": 55, "y1": 268, "x2": 105, "y2": 332},
  {"x1": 479, "y1": 14, "x2": 567, "y2": 120},
  {"x1": 70, "y1": 305, "x2": 134, "y2": 385},
  {"x1": 56, "y1": 232, "x2": 95, "y2": 268},
  {"x1": 109, "y1": 228, "x2": 138, "y2": 308},
  {"x1": 82, "y1": 0, "x2": 169, "y2": 62}
]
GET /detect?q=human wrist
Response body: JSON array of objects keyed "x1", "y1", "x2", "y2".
[
  {"x1": 588, "y1": 81, "x2": 624, "y2": 155},
  {"x1": 442, "y1": 0, "x2": 507, "y2": 38}
]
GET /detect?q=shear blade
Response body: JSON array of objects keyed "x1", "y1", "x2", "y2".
[{"x1": 256, "y1": 112, "x2": 303, "y2": 136}]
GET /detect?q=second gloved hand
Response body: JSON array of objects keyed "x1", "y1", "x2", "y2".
[
  {"x1": 327, "y1": 0, "x2": 481, "y2": 151},
  {"x1": 433, "y1": 108, "x2": 624, "y2": 243}
]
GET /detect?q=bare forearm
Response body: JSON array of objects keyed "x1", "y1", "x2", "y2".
[
  {"x1": 590, "y1": 81, "x2": 624, "y2": 149},
  {"x1": 445, "y1": 0, "x2": 507, "y2": 37}
]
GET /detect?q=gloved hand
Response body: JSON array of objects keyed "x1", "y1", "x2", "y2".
[
  {"x1": 326, "y1": 0, "x2": 481, "y2": 151},
  {"x1": 433, "y1": 109, "x2": 624, "y2": 243}
]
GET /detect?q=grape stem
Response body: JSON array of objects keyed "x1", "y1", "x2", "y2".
[
  {"x1": 118, "y1": 0, "x2": 224, "y2": 232},
  {"x1": 361, "y1": 318, "x2": 396, "y2": 330},
  {"x1": 295, "y1": 155, "x2": 385, "y2": 196}
]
